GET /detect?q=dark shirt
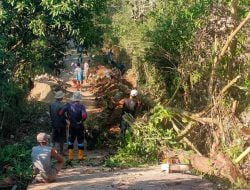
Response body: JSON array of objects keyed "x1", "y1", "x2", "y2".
[
  {"x1": 49, "y1": 101, "x2": 66, "y2": 128},
  {"x1": 60, "y1": 102, "x2": 87, "y2": 128}
]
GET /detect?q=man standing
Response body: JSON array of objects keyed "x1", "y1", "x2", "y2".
[
  {"x1": 84, "y1": 59, "x2": 90, "y2": 84},
  {"x1": 112, "y1": 89, "x2": 140, "y2": 137},
  {"x1": 74, "y1": 63, "x2": 83, "y2": 89},
  {"x1": 31, "y1": 132, "x2": 64, "y2": 183},
  {"x1": 49, "y1": 90, "x2": 66, "y2": 155},
  {"x1": 59, "y1": 91, "x2": 87, "y2": 161}
]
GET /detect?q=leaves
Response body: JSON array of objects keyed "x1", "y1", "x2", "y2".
[{"x1": 109, "y1": 104, "x2": 181, "y2": 164}]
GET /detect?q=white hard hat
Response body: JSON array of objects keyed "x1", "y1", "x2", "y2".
[{"x1": 130, "y1": 89, "x2": 138, "y2": 97}]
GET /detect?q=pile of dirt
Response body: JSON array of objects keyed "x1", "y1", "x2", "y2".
[
  {"x1": 83, "y1": 64, "x2": 137, "y2": 144},
  {"x1": 28, "y1": 82, "x2": 54, "y2": 103}
]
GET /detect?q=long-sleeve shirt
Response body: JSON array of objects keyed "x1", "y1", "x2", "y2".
[
  {"x1": 59, "y1": 102, "x2": 87, "y2": 128},
  {"x1": 49, "y1": 101, "x2": 66, "y2": 128}
]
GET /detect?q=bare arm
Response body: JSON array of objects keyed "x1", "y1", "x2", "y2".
[
  {"x1": 111, "y1": 98, "x2": 125, "y2": 106},
  {"x1": 51, "y1": 148, "x2": 64, "y2": 163}
]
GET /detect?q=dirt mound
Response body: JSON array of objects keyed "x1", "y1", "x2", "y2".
[
  {"x1": 93, "y1": 65, "x2": 109, "y2": 78},
  {"x1": 28, "y1": 82, "x2": 54, "y2": 103},
  {"x1": 124, "y1": 70, "x2": 137, "y2": 88}
]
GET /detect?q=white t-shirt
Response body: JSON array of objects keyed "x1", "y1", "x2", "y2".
[
  {"x1": 31, "y1": 146, "x2": 52, "y2": 174},
  {"x1": 84, "y1": 62, "x2": 89, "y2": 71},
  {"x1": 74, "y1": 67, "x2": 81, "y2": 77}
]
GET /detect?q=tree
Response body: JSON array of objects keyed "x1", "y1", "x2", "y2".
[{"x1": 0, "y1": 0, "x2": 108, "y2": 136}]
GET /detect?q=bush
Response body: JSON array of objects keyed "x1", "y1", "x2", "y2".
[
  {"x1": 106, "y1": 104, "x2": 183, "y2": 166},
  {"x1": 0, "y1": 142, "x2": 33, "y2": 189}
]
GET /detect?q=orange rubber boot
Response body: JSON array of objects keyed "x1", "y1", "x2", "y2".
[
  {"x1": 78, "y1": 150, "x2": 84, "y2": 160},
  {"x1": 68, "y1": 149, "x2": 74, "y2": 161}
]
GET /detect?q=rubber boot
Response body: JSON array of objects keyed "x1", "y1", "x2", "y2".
[
  {"x1": 78, "y1": 149, "x2": 84, "y2": 160},
  {"x1": 68, "y1": 149, "x2": 74, "y2": 161}
]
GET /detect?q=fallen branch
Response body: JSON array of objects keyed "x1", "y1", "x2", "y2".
[
  {"x1": 175, "y1": 151, "x2": 246, "y2": 184},
  {"x1": 218, "y1": 12, "x2": 250, "y2": 60},
  {"x1": 197, "y1": 75, "x2": 241, "y2": 117},
  {"x1": 166, "y1": 79, "x2": 182, "y2": 106},
  {"x1": 234, "y1": 146, "x2": 250, "y2": 164},
  {"x1": 208, "y1": 12, "x2": 249, "y2": 97},
  {"x1": 171, "y1": 120, "x2": 202, "y2": 156},
  {"x1": 177, "y1": 122, "x2": 195, "y2": 140},
  {"x1": 8, "y1": 40, "x2": 23, "y2": 52},
  {"x1": 169, "y1": 107, "x2": 220, "y2": 125},
  {"x1": 190, "y1": 152, "x2": 244, "y2": 184},
  {"x1": 144, "y1": 137, "x2": 172, "y2": 140},
  {"x1": 218, "y1": 75, "x2": 241, "y2": 98}
]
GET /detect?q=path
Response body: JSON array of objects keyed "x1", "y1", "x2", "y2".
[
  {"x1": 28, "y1": 48, "x2": 216, "y2": 190},
  {"x1": 28, "y1": 166, "x2": 214, "y2": 190}
]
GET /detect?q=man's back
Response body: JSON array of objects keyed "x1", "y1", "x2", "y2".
[
  {"x1": 64, "y1": 102, "x2": 86, "y2": 128},
  {"x1": 50, "y1": 101, "x2": 65, "y2": 128},
  {"x1": 32, "y1": 146, "x2": 52, "y2": 174}
]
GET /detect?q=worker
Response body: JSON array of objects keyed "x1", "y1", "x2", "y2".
[
  {"x1": 59, "y1": 91, "x2": 87, "y2": 161},
  {"x1": 31, "y1": 132, "x2": 64, "y2": 183}
]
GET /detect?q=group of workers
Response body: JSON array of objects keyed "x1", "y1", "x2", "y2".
[
  {"x1": 31, "y1": 88, "x2": 140, "y2": 183},
  {"x1": 31, "y1": 48, "x2": 141, "y2": 183},
  {"x1": 32, "y1": 90, "x2": 87, "y2": 183}
]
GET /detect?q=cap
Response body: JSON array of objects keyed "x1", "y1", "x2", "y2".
[
  {"x1": 36, "y1": 132, "x2": 49, "y2": 143},
  {"x1": 54, "y1": 90, "x2": 65, "y2": 99},
  {"x1": 71, "y1": 91, "x2": 82, "y2": 101}
]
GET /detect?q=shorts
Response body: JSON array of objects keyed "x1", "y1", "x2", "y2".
[
  {"x1": 76, "y1": 74, "x2": 82, "y2": 81},
  {"x1": 33, "y1": 162, "x2": 64, "y2": 183}
]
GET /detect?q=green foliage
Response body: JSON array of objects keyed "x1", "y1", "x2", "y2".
[
  {"x1": 0, "y1": 142, "x2": 33, "y2": 188},
  {"x1": 105, "y1": 149, "x2": 151, "y2": 167},
  {"x1": 106, "y1": 104, "x2": 183, "y2": 166},
  {"x1": 190, "y1": 70, "x2": 202, "y2": 86},
  {"x1": 0, "y1": 82, "x2": 25, "y2": 111},
  {"x1": 223, "y1": 127, "x2": 245, "y2": 161},
  {"x1": 105, "y1": 0, "x2": 213, "y2": 101},
  {"x1": 84, "y1": 114, "x2": 99, "y2": 130},
  {"x1": 0, "y1": 0, "x2": 109, "y2": 140},
  {"x1": 242, "y1": 75, "x2": 250, "y2": 88}
]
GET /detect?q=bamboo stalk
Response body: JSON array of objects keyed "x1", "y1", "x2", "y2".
[
  {"x1": 219, "y1": 11, "x2": 250, "y2": 60},
  {"x1": 196, "y1": 75, "x2": 241, "y2": 117},
  {"x1": 144, "y1": 137, "x2": 172, "y2": 140},
  {"x1": 234, "y1": 146, "x2": 250, "y2": 164},
  {"x1": 208, "y1": 11, "x2": 250, "y2": 98}
]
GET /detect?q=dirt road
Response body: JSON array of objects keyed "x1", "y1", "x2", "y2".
[
  {"x1": 27, "y1": 49, "x2": 216, "y2": 190},
  {"x1": 28, "y1": 165, "x2": 215, "y2": 190}
]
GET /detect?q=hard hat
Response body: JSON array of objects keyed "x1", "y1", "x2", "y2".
[{"x1": 130, "y1": 89, "x2": 138, "y2": 97}]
